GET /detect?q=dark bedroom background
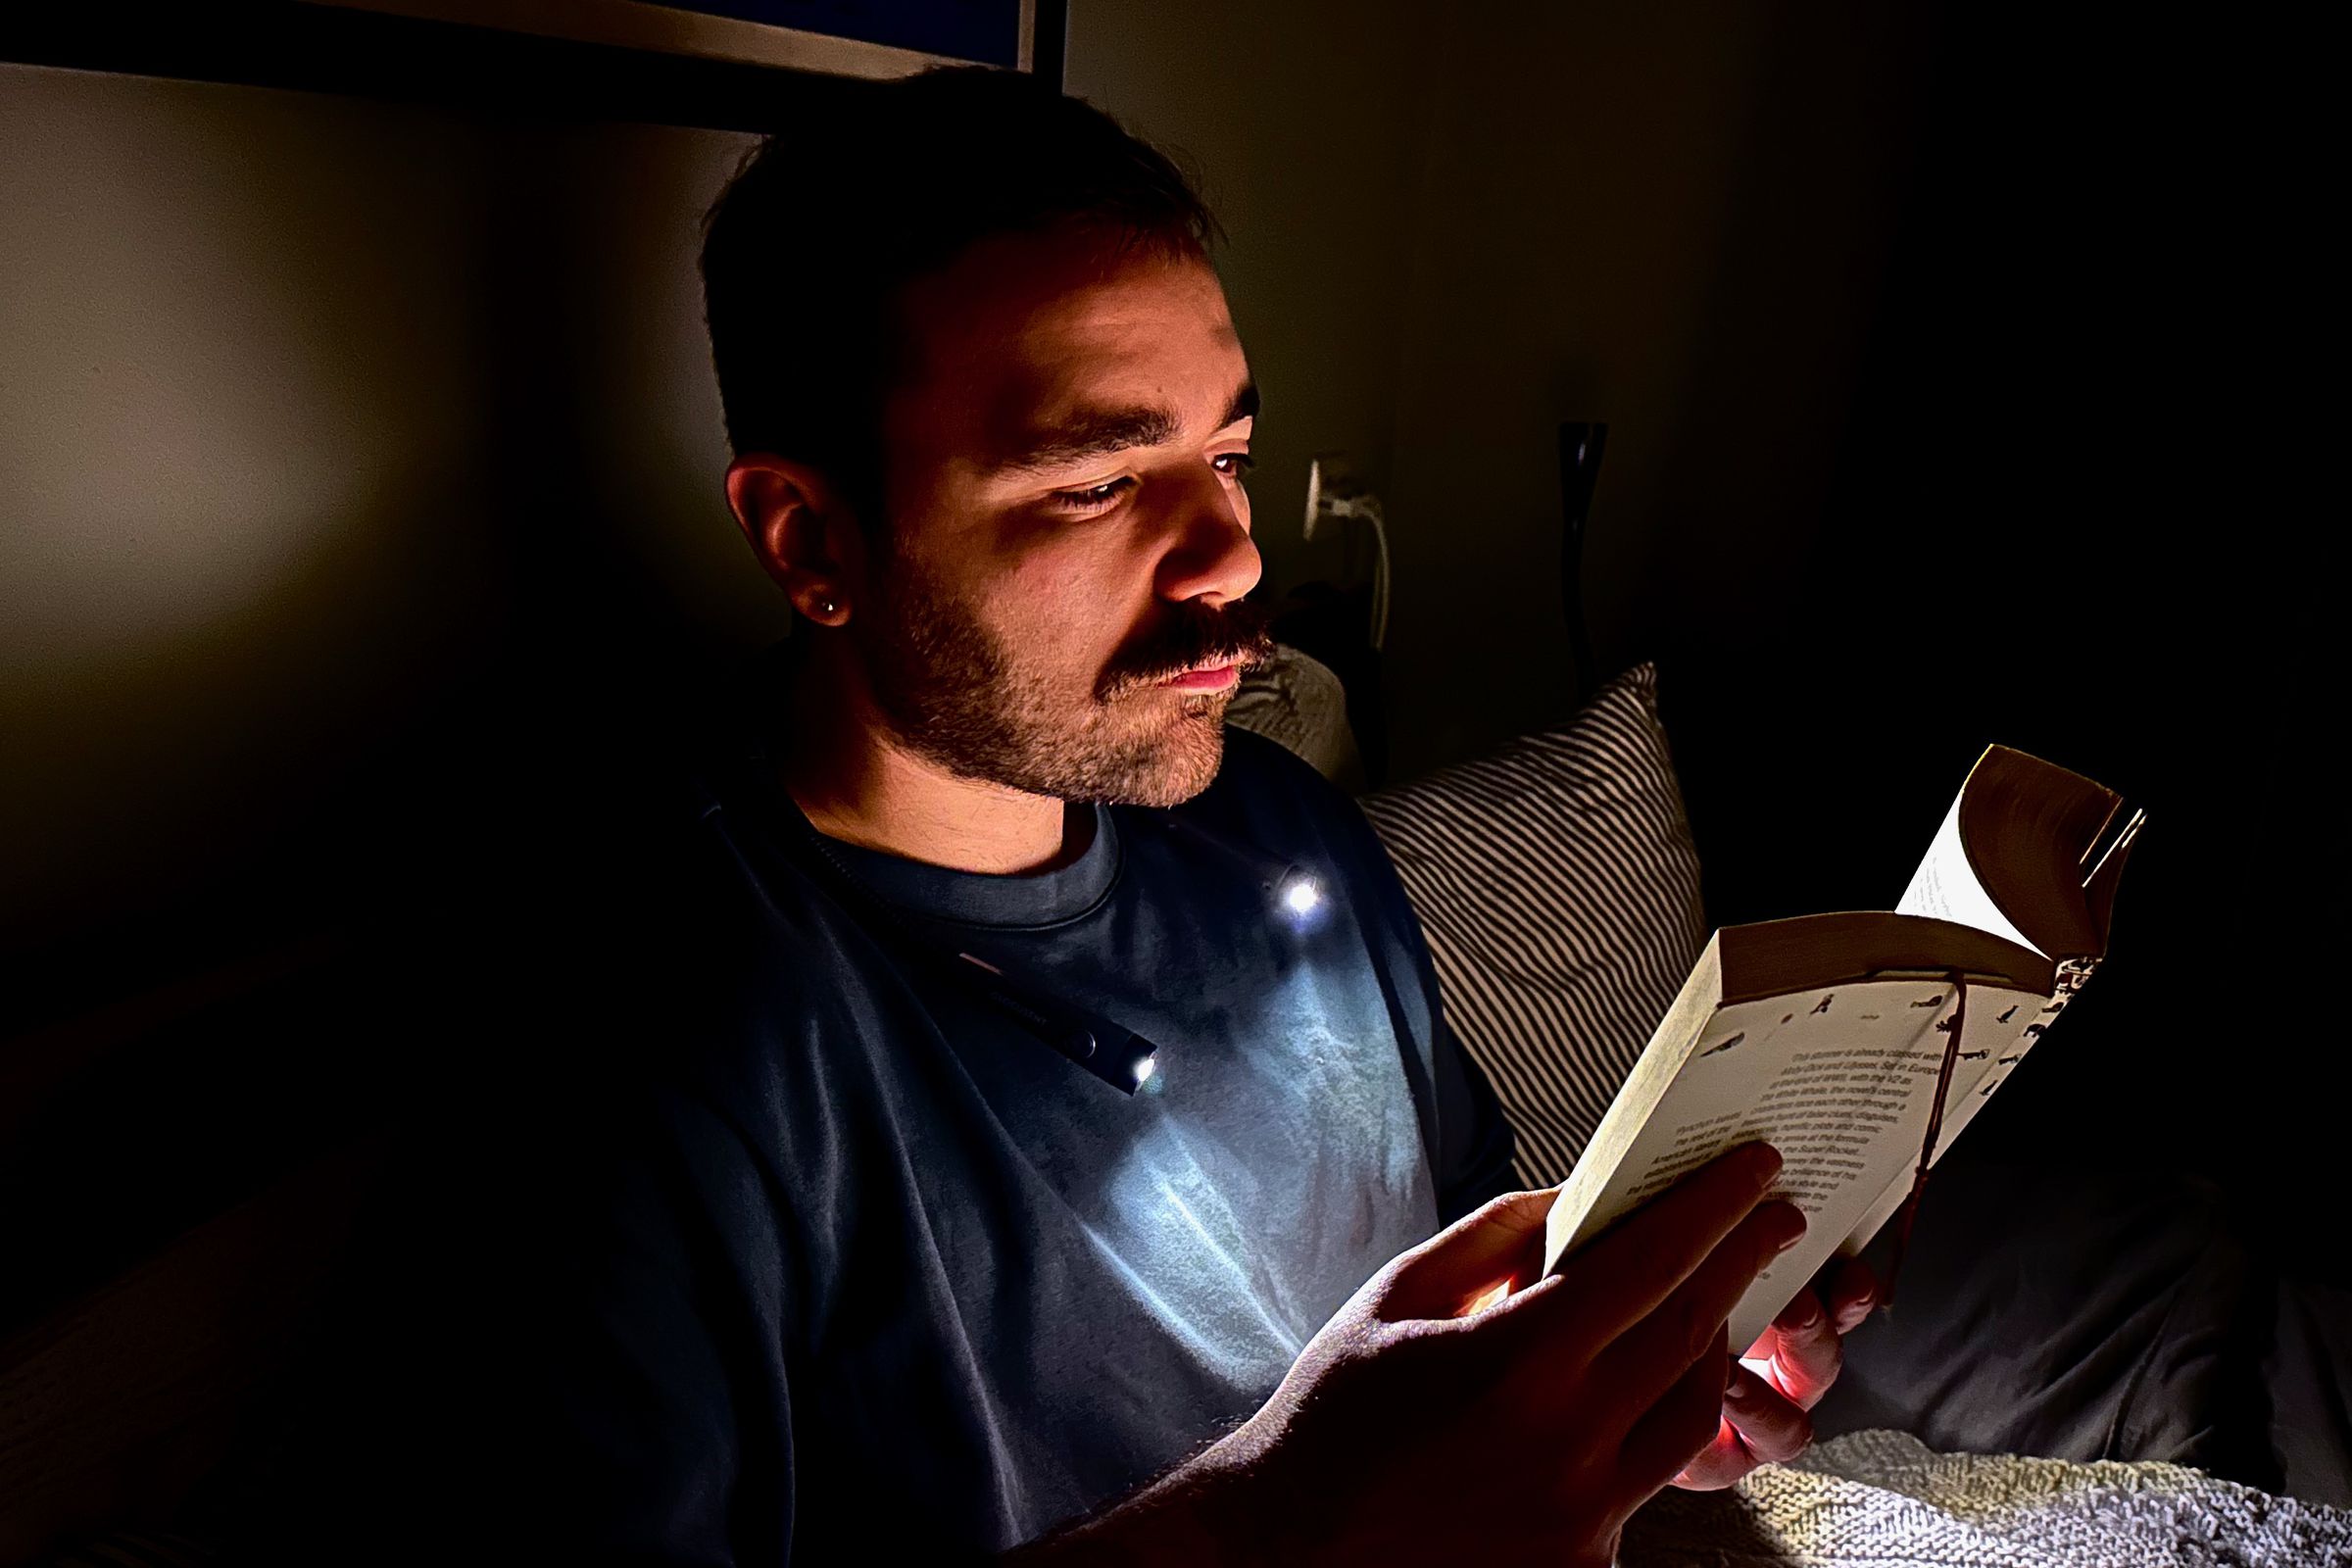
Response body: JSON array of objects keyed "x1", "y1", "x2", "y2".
[{"x1": 1, "y1": 0, "x2": 2338, "y2": 1554}]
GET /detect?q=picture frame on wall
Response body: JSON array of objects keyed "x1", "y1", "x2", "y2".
[
  {"x1": 311, "y1": 0, "x2": 1054, "y2": 80},
  {"x1": 0, "y1": 0, "x2": 1065, "y2": 130}
]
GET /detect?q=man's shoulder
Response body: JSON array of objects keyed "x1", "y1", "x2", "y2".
[
  {"x1": 1214, "y1": 720, "x2": 1337, "y2": 787},
  {"x1": 515, "y1": 758, "x2": 876, "y2": 1099},
  {"x1": 1157, "y1": 725, "x2": 1410, "y2": 920},
  {"x1": 1174, "y1": 723, "x2": 1379, "y2": 858},
  {"x1": 1195, "y1": 722, "x2": 1357, "y2": 825}
]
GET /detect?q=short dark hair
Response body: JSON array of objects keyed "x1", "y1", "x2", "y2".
[{"x1": 699, "y1": 67, "x2": 1221, "y2": 531}]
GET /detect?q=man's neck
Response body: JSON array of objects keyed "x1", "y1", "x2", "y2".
[{"x1": 777, "y1": 646, "x2": 1087, "y2": 877}]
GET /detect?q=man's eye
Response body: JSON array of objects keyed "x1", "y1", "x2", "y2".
[
  {"x1": 1214, "y1": 453, "x2": 1255, "y2": 480},
  {"x1": 1049, "y1": 477, "x2": 1136, "y2": 514}
]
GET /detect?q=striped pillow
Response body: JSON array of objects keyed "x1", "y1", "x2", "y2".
[{"x1": 1359, "y1": 662, "x2": 1707, "y2": 1187}]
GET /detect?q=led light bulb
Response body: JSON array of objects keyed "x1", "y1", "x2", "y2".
[{"x1": 1281, "y1": 875, "x2": 1325, "y2": 916}]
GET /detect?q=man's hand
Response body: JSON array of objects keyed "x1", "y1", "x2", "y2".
[
  {"x1": 1008, "y1": 1143, "x2": 1809, "y2": 1568},
  {"x1": 1671, "y1": 1252, "x2": 1880, "y2": 1491},
  {"x1": 1241, "y1": 1142, "x2": 1810, "y2": 1567},
  {"x1": 1006, "y1": 1142, "x2": 1796, "y2": 1568}
]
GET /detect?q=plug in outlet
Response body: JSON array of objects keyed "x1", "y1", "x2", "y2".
[{"x1": 1300, "y1": 451, "x2": 1391, "y2": 651}]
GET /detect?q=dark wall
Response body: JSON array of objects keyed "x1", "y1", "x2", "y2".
[
  {"x1": 1380, "y1": 0, "x2": 1936, "y2": 779},
  {"x1": 0, "y1": 2, "x2": 1464, "y2": 1376},
  {"x1": 0, "y1": 64, "x2": 767, "y2": 1367},
  {"x1": 1659, "y1": 3, "x2": 2340, "y2": 1255},
  {"x1": 4, "y1": 0, "x2": 2333, "y2": 1382}
]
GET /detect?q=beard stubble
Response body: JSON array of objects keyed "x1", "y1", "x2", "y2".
[{"x1": 858, "y1": 553, "x2": 1274, "y2": 808}]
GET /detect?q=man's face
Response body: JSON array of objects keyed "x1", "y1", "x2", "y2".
[{"x1": 855, "y1": 228, "x2": 1269, "y2": 808}]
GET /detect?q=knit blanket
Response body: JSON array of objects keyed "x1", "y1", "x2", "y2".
[{"x1": 1621, "y1": 1429, "x2": 2352, "y2": 1567}]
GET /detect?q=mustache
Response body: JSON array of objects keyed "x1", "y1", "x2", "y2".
[{"x1": 1097, "y1": 599, "x2": 1277, "y2": 701}]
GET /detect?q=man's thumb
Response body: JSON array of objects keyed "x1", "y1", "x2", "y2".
[{"x1": 1382, "y1": 1187, "x2": 1558, "y2": 1320}]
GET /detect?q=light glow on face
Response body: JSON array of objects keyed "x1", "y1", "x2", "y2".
[{"x1": 866, "y1": 243, "x2": 1262, "y2": 810}]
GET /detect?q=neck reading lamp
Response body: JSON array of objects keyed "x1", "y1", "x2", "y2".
[
  {"x1": 1154, "y1": 811, "x2": 1328, "y2": 928},
  {"x1": 763, "y1": 785, "x2": 1324, "y2": 1096}
]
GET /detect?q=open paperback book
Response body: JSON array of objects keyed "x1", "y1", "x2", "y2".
[{"x1": 1540, "y1": 745, "x2": 2146, "y2": 1353}]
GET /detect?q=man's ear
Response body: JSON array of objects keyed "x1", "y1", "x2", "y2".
[{"x1": 724, "y1": 454, "x2": 870, "y2": 628}]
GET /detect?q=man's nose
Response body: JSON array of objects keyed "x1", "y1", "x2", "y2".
[{"x1": 1152, "y1": 469, "x2": 1260, "y2": 607}]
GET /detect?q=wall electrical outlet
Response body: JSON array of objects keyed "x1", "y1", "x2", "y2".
[
  {"x1": 1302, "y1": 451, "x2": 1370, "y2": 541},
  {"x1": 1299, "y1": 450, "x2": 1392, "y2": 651}
]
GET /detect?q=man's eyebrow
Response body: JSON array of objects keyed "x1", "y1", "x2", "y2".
[{"x1": 993, "y1": 378, "x2": 1258, "y2": 476}]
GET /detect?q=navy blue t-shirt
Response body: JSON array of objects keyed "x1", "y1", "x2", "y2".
[{"x1": 266, "y1": 725, "x2": 1515, "y2": 1563}]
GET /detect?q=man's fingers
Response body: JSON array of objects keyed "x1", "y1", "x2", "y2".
[
  {"x1": 1827, "y1": 1254, "x2": 1879, "y2": 1333},
  {"x1": 1753, "y1": 1287, "x2": 1842, "y2": 1410},
  {"x1": 1618, "y1": 1324, "x2": 1730, "y2": 1496},
  {"x1": 1553, "y1": 1143, "x2": 1786, "y2": 1348},
  {"x1": 1670, "y1": 1420, "x2": 1749, "y2": 1493},
  {"x1": 1379, "y1": 1187, "x2": 1558, "y2": 1320},
  {"x1": 1740, "y1": 1254, "x2": 1876, "y2": 1409},
  {"x1": 1585, "y1": 1197, "x2": 1806, "y2": 1425},
  {"x1": 1721, "y1": 1361, "x2": 1812, "y2": 1462},
  {"x1": 1673, "y1": 1361, "x2": 1814, "y2": 1491}
]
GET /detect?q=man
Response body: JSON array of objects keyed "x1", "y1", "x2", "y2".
[{"x1": 266, "y1": 65, "x2": 1872, "y2": 1566}]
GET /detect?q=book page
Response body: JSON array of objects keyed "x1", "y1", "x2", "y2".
[
  {"x1": 1838, "y1": 959, "x2": 2092, "y2": 1253},
  {"x1": 1544, "y1": 976, "x2": 2044, "y2": 1352},
  {"x1": 1897, "y1": 797, "x2": 2040, "y2": 956}
]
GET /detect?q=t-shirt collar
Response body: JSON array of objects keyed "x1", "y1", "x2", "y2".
[{"x1": 800, "y1": 797, "x2": 1123, "y2": 931}]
